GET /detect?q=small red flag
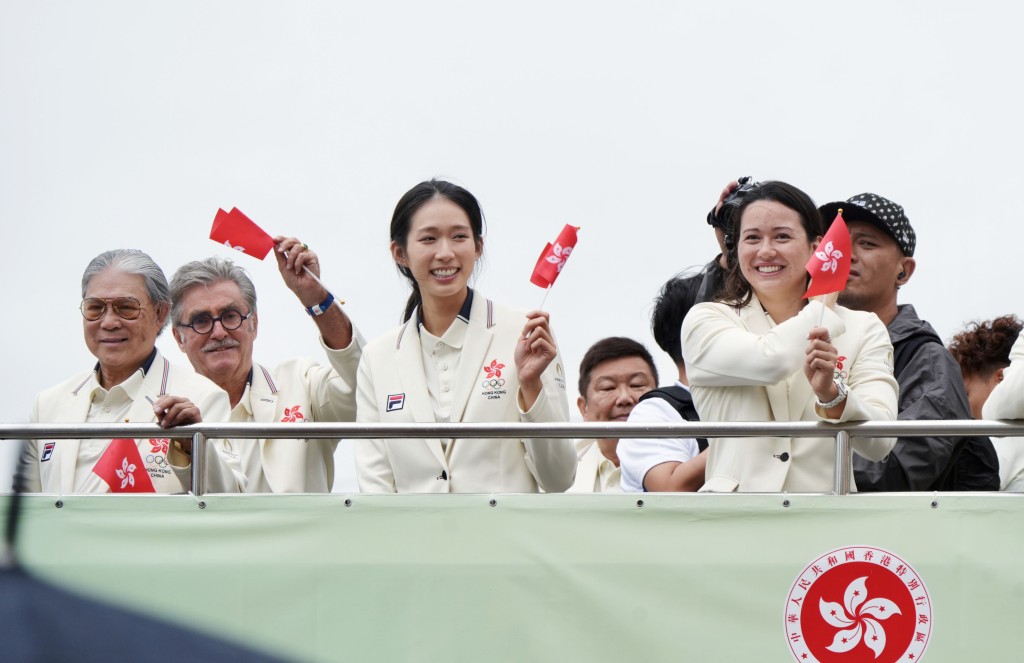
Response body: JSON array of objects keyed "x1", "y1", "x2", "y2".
[
  {"x1": 804, "y1": 210, "x2": 852, "y2": 299},
  {"x1": 92, "y1": 438, "x2": 156, "y2": 493},
  {"x1": 530, "y1": 224, "x2": 579, "y2": 288},
  {"x1": 209, "y1": 207, "x2": 276, "y2": 259}
]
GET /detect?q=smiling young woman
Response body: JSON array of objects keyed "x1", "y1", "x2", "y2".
[
  {"x1": 681, "y1": 181, "x2": 899, "y2": 493},
  {"x1": 354, "y1": 179, "x2": 577, "y2": 494}
]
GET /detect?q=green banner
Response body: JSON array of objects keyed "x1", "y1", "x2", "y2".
[{"x1": 6, "y1": 493, "x2": 1018, "y2": 662}]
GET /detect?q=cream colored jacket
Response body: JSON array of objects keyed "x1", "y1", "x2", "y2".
[{"x1": 682, "y1": 297, "x2": 898, "y2": 492}]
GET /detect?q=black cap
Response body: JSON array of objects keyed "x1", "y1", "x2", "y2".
[{"x1": 819, "y1": 193, "x2": 916, "y2": 256}]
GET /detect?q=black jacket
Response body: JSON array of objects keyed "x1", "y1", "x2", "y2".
[{"x1": 853, "y1": 304, "x2": 999, "y2": 491}]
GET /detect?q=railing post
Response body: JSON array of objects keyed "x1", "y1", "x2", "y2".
[
  {"x1": 833, "y1": 430, "x2": 851, "y2": 495},
  {"x1": 191, "y1": 432, "x2": 207, "y2": 497}
]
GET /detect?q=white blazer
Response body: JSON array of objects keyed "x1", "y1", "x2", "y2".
[
  {"x1": 20, "y1": 350, "x2": 237, "y2": 494},
  {"x1": 220, "y1": 333, "x2": 363, "y2": 493},
  {"x1": 983, "y1": 332, "x2": 1024, "y2": 490},
  {"x1": 355, "y1": 293, "x2": 575, "y2": 493},
  {"x1": 682, "y1": 297, "x2": 898, "y2": 492}
]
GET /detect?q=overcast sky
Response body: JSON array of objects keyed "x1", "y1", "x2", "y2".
[{"x1": 3, "y1": 1, "x2": 1021, "y2": 492}]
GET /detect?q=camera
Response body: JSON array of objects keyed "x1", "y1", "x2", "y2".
[{"x1": 706, "y1": 176, "x2": 760, "y2": 232}]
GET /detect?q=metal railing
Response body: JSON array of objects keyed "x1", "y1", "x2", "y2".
[{"x1": 3, "y1": 420, "x2": 1024, "y2": 495}]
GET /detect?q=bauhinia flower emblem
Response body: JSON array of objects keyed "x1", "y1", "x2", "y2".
[
  {"x1": 484, "y1": 359, "x2": 505, "y2": 379},
  {"x1": 149, "y1": 438, "x2": 170, "y2": 454},
  {"x1": 814, "y1": 240, "x2": 844, "y2": 275},
  {"x1": 115, "y1": 457, "x2": 137, "y2": 490},
  {"x1": 545, "y1": 242, "x2": 573, "y2": 272},
  {"x1": 281, "y1": 405, "x2": 305, "y2": 423},
  {"x1": 820, "y1": 576, "x2": 901, "y2": 658}
]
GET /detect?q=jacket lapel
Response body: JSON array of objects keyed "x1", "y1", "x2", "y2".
[
  {"x1": 60, "y1": 374, "x2": 96, "y2": 493},
  {"x1": 450, "y1": 296, "x2": 495, "y2": 424},
  {"x1": 249, "y1": 363, "x2": 305, "y2": 490},
  {"x1": 742, "y1": 297, "x2": 792, "y2": 424},
  {"x1": 249, "y1": 364, "x2": 280, "y2": 426},
  {"x1": 395, "y1": 314, "x2": 445, "y2": 466}
]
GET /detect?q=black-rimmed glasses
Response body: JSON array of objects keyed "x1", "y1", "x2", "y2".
[
  {"x1": 179, "y1": 309, "x2": 252, "y2": 335},
  {"x1": 80, "y1": 297, "x2": 145, "y2": 321}
]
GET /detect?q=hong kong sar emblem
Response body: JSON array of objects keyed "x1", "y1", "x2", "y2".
[{"x1": 784, "y1": 546, "x2": 932, "y2": 663}]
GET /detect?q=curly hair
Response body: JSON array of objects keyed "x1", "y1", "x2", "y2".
[{"x1": 948, "y1": 314, "x2": 1023, "y2": 377}]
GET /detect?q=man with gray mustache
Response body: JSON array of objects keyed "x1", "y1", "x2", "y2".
[{"x1": 169, "y1": 240, "x2": 363, "y2": 492}]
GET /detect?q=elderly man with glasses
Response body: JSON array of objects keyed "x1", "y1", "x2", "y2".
[
  {"x1": 169, "y1": 238, "x2": 363, "y2": 493},
  {"x1": 18, "y1": 249, "x2": 239, "y2": 494}
]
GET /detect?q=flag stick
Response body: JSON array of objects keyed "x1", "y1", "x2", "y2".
[
  {"x1": 537, "y1": 285, "x2": 552, "y2": 312},
  {"x1": 283, "y1": 249, "x2": 346, "y2": 306}
]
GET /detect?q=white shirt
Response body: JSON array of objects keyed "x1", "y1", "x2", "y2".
[
  {"x1": 567, "y1": 439, "x2": 622, "y2": 493},
  {"x1": 618, "y1": 381, "x2": 701, "y2": 493},
  {"x1": 420, "y1": 319, "x2": 466, "y2": 453}
]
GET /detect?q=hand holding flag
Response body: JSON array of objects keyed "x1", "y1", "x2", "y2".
[
  {"x1": 209, "y1": 207, "x2": 344, "y2": 305},
  {"x1": 804, "y1": 209, "x2": 851, "y2": 299}
]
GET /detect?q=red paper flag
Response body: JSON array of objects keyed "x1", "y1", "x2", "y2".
[
  {"x1": 92, "y1": 438, "x2": 156, "y2": 493},
  {"x1": 530, "y1": 224, "x2": 579, "y2": 288},
  {"x1": 209, "y1": 207, "x2": 276, "y2": 259},
  {"x1": 804, "y1": 211, "x2": 852, "y2": 298}
]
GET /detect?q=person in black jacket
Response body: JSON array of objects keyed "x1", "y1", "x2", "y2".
[{"x1": 819, "y1": 193, "x2": 999, "y2": 491}]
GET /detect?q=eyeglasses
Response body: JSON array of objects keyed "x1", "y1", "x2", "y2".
[
  {"x1": 179, "y1": 309, "x2": 252, "y2": 335},
  {"x1": 80, "y1": 297, "x2": 145, "y2": 321}
]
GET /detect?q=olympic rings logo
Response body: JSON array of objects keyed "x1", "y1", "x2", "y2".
[
  {"x1": 481, "y1": 378, "x2": 506, "y2": 388},
  {"x1": 146, "y1": 454, "x2": 168, "y2": 468}
]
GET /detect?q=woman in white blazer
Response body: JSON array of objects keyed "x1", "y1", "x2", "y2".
[
  {"x1": 681, "y1": 181, "x2": 898, "y2": 492},
  {"x1": 355, "y1": 180, "x2": 575, "y2": 493}
]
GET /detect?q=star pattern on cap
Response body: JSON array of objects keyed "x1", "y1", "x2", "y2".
[{"x1": 846, "y1": 192, "x2": 916, "y2": 256}]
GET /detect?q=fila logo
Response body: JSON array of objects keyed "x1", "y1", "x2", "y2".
[
  {"x1": 41, "y1": 442, "x2": 56, "y2": 462},
  {"x1": 386, "y1": 393, "x2": 406, "y2": 412}
]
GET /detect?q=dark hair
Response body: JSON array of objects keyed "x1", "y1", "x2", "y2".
[
  {"x1": 948, "y1": 315, "x2": 1023, "y2": 378},
  {"x1": 717, "y1": 180, "x2": 823, "y2": 307},
  {"x1": 577, "y1": 337, "x2": 658, "y2": 397},
  {"x1": 390, "y1": 179, "x2": 485, "y2": 322},
  {"x1": 651, "y1": 271, "x2": 703, "y2": 367}
]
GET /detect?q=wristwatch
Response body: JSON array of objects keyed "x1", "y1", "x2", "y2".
[{"x1": 816, "y1": 378, "x2": 848, "y2": 410}]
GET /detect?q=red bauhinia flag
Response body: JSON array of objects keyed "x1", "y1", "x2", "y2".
[
  {"x1": 209, "y1": 207, "x2": 276, "y2": 259},
  {"x1": 92, "y1": 438, "x2": 156, "y2": 493},
  {"x1": 804, "y1": 210, "x2": 852, "y2": 298},
  {"x1": 530, "y1": 224, "x2": 579, "y2": 288}
]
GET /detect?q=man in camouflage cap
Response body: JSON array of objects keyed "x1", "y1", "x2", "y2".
[{"x1": 819, "y1": 193, "x2": 998, "y2": 491}]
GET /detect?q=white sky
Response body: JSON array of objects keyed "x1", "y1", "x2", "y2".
[{"x1": 2, "y1": 1, "x2": 1020, "y2": 492}]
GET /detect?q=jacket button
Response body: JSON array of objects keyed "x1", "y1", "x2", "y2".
[{"x1": 774, "y1": 452, "x2": 790, "y2": 462}]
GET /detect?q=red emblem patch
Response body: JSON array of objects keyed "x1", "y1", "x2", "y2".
[
  {"x1": 281, "y1": 405, "x2": 305, "y2": 423},
  {"x1": 784, "y1": 546, "x2": 932, "y2": 663},
  {"x1": 484, "y1": 359, "x2": 505, "y2": 379}
]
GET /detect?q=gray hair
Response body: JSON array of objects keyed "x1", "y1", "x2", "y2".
[
  {"x1": 81, "y1": 249, "x2": 171, "y2": 334},
  {"x1": 169, "y1": 257, "x2": 258, "y2": 327}
]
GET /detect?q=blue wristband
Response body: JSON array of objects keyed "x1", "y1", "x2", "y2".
[{"x1": 305, "y1": 292, "x2": 335, "y2": 317}]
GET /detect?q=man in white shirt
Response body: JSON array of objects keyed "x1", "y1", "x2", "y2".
[
  {"x1": 170, "y1": 239, "x2": 362, "y2": 493},
  {"x1": 568, "y1": 337, "x2": 658, "y2": 493},
  {"x1": 618, "y1": 274, "x2": 707, "y2": 493}
]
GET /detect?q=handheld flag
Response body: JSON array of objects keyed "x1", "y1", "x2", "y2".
[
  {"x1": 209, "y1": 208, "x2": 276, "y2": 259},
  {"x1": 92, "y1": 438, "x2": 156, "y2": 493},
  {"x1": 530, "y1": 224, "x2": 579, "y2": 288},
  {"x1": 804, "y1": 210, "x2": 851, "y2": 299},
  {"x1": 209, "y1": 207, "x2": 345, "y2": 305}
]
